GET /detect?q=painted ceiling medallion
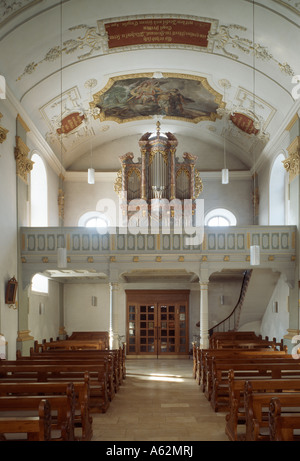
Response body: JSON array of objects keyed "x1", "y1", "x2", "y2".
[
  {"x1": 230, "y1": 112, "x2": 259, "y2": 136},
  {"x1": 56, "y1": 112, "x2": 85, "y2": 135},
  {"x1": 91, "y1": 73, "x2": 224, "y2": 124}
]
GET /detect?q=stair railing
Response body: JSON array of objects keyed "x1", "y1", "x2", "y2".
[{"x1": 208, "y1": 269, "x2": 253, "y2": 336}]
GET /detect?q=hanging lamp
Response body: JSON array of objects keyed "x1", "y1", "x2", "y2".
[
  {"x1": 221, "y1": 83, "x2": 229, "y2": 184},
  {"x1": 250, "y1": 0, "x2": 260, "y2": 266},
  {"x1": 87, "y1": 81, "x2": 95, "y2": 184},
  {"x1": 57, "y1": 0, "x2": 67, "y2": 269}
]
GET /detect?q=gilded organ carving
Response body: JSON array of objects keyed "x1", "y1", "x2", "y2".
[{"x1": 115, "y1": 122, "x2": 203, "y2": 225}]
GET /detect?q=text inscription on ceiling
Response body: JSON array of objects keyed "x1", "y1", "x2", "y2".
[{"x1": 104, "y1": 19, "x2": 212, "y2": 49}]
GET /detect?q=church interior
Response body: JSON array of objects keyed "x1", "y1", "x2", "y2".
[{"x1": 0, "y1": 0, "x2": 299, "y2": 443}]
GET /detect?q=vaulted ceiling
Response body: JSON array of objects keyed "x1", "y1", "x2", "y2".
[{"x1": 1, "y1": 0, "x2": 299, "y2": 175}]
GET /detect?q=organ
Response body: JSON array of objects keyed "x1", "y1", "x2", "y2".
[{"x1": 114, "y1": 122, "x2": 203, "y2": 227}]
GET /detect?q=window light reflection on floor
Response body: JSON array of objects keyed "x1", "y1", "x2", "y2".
[{"x1": 147, "y1": 373, "x2": 184, "y2": 383}]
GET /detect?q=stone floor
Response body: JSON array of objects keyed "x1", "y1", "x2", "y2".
[{"x1": 92, "y1": 358, "x2": 229, "y2": 442}]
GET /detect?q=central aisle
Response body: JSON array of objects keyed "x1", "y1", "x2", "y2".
[{"x1": 92, "y1": 358, "x2": 228, "y2": 441}]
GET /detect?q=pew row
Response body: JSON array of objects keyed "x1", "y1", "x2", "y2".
[
  {"x1": 0, "y1": 378, "x2": 92, "y2": 441},
  {"x1": 269, "y1": 397, "x2": 300, "y2": 441},
  {"x1": 207, "y1": 357, "x2": 300, "y2": 412},
  {"x1": 195, "y1": 348, "x2": 287, "y2": 391},
  {"x1": 0, "y1": 363, "x2": 109, "y2": 413},
  {"x1": 0, "y1": 385, "x2": 75, "y2": 441},
  {"x1": 225, "y1": 373, "x2": 300, "y2": 441},
  {"x1": 244, "y1": 385, "x2": 300, "y2": 441},
  {"x1": 209, "y1": 331, "x2": 262, "y2": 349},
  {"x1": 11, "y1": 356, "x2": 116, "y2": 400},
  {"x1": 0, "y1": 399, "x2": 51, "y2": 441},
  {"x1": 30, "y1": 343, "x2": 126, "y2": 382}
]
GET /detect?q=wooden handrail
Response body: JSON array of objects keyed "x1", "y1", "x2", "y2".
[{"x1": 207, "y1": 269, "x2": 253, "y2": 335}]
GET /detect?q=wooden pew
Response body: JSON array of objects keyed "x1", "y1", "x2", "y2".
[
  {"x1": 0, "y1": 386, "x2": 75, "y2": 441},
  {"x1": 25, "y1": 348, "x2": 122, "y2": 393},
  {"x1": 201, "y1": 350, "x2": 288, "y2": 395},
  {"x1": 208, "y1": 357, "x2": 300, "y2": 411},
  {"x1": 0, "y1": 398, "x2": 51, "y2": 441},
  {"x1": 10, "y1": 356, "x2": 116, "y2": 401},
  {"x1": 244, "y1": 385, "x2": 300, "y2": 441},
  {"x1": 41, "y1": 339, "x2": 106, "y2": 351},
  {"x1": 226, "y1": 373, "x2": 300, "y2": 441},
  {"x1": 30, "y1": 343, "x2": 126, "y2": 382},
  {"x1": 0, "y1": 378, "x2": 92, "y2": 441},
  {"x1": 0, "y1": 363, "x2": 109, "y2": 413},
  {"x1": 68, "y1": 331, "x2": 109, "y2": 349},
  {"x1": 269, "y1": 397, "x2": 300, "y2": 441},
  {"x1": 214, "y1": 339, "x2": 279, "y2": 350},
  {"x1": 197, "y1": 349, "x2": 287, "y2": 392},
  {"x1": 209, "y1": 331, "x2": 261, "y2": 348}
]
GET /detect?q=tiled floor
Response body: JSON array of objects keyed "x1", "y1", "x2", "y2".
[{"x1": 92, "y1": 358, "x2": 229, "y2": 442}]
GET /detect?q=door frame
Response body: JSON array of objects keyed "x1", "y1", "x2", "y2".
[{"x1": 126, "y1": 289, "x2": 190, "y2": 358}]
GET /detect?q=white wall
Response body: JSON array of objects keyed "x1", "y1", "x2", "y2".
[
  {"x1": 64, "y1": 283, "x2": 111, "y2": 335},
  {"x1": 0, "y1": 99, "x2": 18, "y2": 359},
  {"x1": 28, "y1": 280, "x2": 60, "y2": 343},
  {"x1": 260, "y1": 273, "x2": 289, "y2": 342}
]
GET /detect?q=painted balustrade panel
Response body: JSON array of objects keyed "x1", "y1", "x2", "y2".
[{"x1": 21, "y1": 226, "x2": 296, "y2": 256}]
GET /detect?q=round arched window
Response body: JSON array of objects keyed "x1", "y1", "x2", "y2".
[
  {"x1": 205, "y1": 208, "x2": 237, "y2": 227},
  {"x1": 78, "y1": 211, "x2": 109, "y2": 230}
]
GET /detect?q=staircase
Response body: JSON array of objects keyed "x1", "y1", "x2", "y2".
[
  {"x1": 237, "y1": 269, "x2": 280, "y2": 328},
  {"x1": 208, "y1": 269, "x2": 253, "y2": 335},
  {"x1": 208, "y1": 268, "x2": 281, "y2": 335}
]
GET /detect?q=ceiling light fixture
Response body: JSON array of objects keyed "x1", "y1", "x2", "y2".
[
  {"x1": 221, "y1": 81, "x2": 229, "y2": 184},
  {"x1": 85, "y1": 79, "x2": 99, "y2": 185},
  {"x1": 57, "y1": 0, "x2": 67, "y2": 269},
  {"x1": 250, "y1": 0, "x2": 260, "y2": 266}
]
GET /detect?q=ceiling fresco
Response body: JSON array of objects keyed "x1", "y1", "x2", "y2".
[{"x1": 91, "y1": 74, "x2": 224, "y2": 124}]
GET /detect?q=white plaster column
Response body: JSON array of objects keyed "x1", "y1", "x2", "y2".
[
  {"x1": 199, "y1": 280, "x2": 209, "y2": 349},
  {"x1": 109, "y1": 282, "x2": 119, "y2": 349}
]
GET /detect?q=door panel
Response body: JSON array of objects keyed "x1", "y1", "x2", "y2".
[{"x1": 126, "y1": 291, "x2": 189, "y2": 357}]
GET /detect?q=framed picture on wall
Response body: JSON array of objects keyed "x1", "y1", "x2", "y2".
[{"x1": 5, "y1": 277, "x2": 18, "y2": 304}]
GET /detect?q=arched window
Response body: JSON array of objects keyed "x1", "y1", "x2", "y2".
[
  {"x1": 78, "y1": 211, "x2": 109, "y2": 230},
  {"x1": 30, "y1": 153, "x2": 48, "y2": 226},
  {"x1": 31, "y1": 274, "x2": 48, "y2": 294},
  {"x1": 205, "y1": 208, "x2": 237, "y2": 227},
  {"x1": 269, "y1": 153, "x2": 286, "y2": 225}
]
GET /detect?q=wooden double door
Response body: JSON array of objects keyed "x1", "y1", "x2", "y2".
[{"x1": 126, "y1": 290, "x2": 189, "y2": 357}]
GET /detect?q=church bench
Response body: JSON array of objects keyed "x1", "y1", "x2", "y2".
[
  {"x1": 0, "y1": 363, "x2": 110, "y2": 413},
  {"x1": 208, "y1": 358, "x2": 300, "y2": 412},
  {"x1": 0, "y1": 398, "x2": 51, "y2": 441},
  {"x1": 214, "y1": 339, "x2": 280, "y2": 350},
  {"x1": 197, "y1": 349, "x2": 287, "y2": 391},
  {"x1": 0, "y1": 386, "x2": 75, "y2": 441},
  {"x1": 225, "y1": 372, "x2": 300, "y2": 441},
  {"x1": 269, "y1": 397, "x2": 300, "y2": 441},
  {"x1": 209, "y1": 331, "x2": 262, "y2": 348},
  {"x1": 41, "y1": 339, "x2": 106, "y2": 351},
  {"x1": 244, "y1": 387, "x2": 300, "y2": 441},
  {"x1": 30, "y1": 343, "x2": 126, "y2": 382},
  {"x1": 0, "y1": 377, "x2": 92, "y2": 441},
  {"x1": 11, "y1": 356, "x2": 116, "y2": 400},
  {"x1": 203, "y1": 353, "x2": 292, "y2": 398},
  {"x1": 25, "y1": 349, "x2": 122, "y2": 392}
]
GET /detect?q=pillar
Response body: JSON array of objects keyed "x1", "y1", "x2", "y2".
[
  {"x1": 199, "y1": 280, "x2": 209, "y2": 349},
  {"x1": 282, "y1": 115, "x2": 300, "y2": 352},
  {"x1": 109, "y1": 282, "x2": 119, "y2": 349}
]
